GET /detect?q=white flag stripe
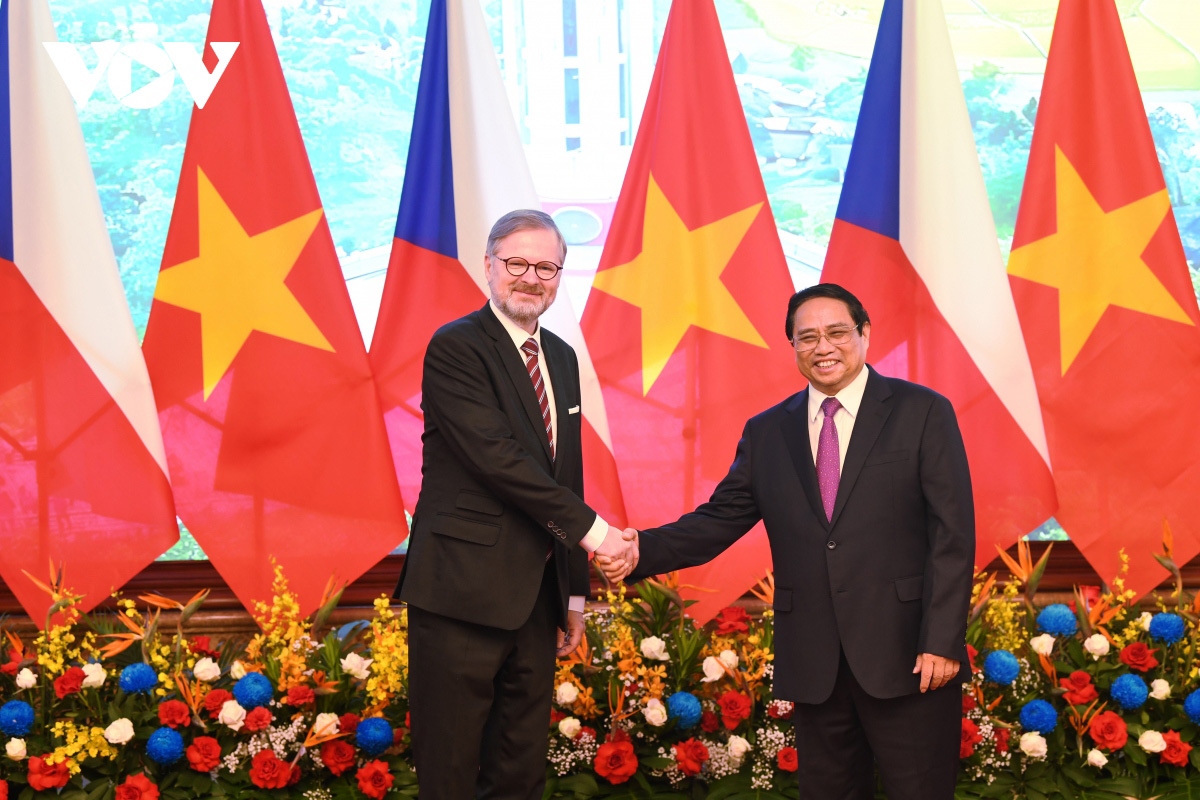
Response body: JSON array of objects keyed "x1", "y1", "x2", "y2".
[
  {"x1": 898, "y1": 0, "x2": 1050, "y2": 466},
  {"x1": 9, "y1": 0, "x2": 169, "y2": 476}
]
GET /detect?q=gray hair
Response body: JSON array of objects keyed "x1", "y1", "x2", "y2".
[{"x1": 485, "y1": 209, "x2": 567, "y2": 263}]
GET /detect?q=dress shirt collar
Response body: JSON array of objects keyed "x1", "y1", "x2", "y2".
[
  {"x1": 490, "y1": 299, "x2": 542, "y2": 351},
  {"x1": 808, "y1": 364, "x2": 870, "y2": 424}
]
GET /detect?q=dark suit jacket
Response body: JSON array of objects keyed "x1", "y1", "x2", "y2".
[
  {"x1": 395, "y1": 303, "x2": 592, "y2": 631},
  {"x1": 630, "y1": 367, "x2": 974, "y2": 703}
]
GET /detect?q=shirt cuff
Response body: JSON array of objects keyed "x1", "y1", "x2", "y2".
[
  {"x1": 579, "y1": 514, "x2": 609, "y2": 553},
  {"x1": 568, "y1": 596, "x2": 586, "y2": 613}
]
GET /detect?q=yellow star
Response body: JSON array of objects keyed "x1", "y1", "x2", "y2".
[
  {"x1": 592, "y1": 175, "x2": 769, "y2": 395},
  {"x1": 154, "y1": 167, "x2": 335, "y2": 399},
  {"x1": 1008, "y1": 146, "x2": 1193, "y2": 374}
]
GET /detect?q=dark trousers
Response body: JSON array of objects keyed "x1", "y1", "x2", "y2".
[
  {"x1": 407, "y1": 562, "x2": 558, "y2": 800},
  {"x1": 793, "y1": 651, "x2": 961, "y2": 800}
]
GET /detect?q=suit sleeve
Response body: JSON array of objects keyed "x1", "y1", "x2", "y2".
[
  {"x1": 630, "y1": 421, "x2": 763, "y2": 580},
  {"x1": 422, "y1": 328, "x2": 598, "y2": 547},
  {"x1": 916, "y1": 394, "x2": 976, "y2": 659}
]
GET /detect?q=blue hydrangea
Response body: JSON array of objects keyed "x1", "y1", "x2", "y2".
[
  {"x1": 232, "y1": 672, "x2": 274, "y2": 709},
  {"x1": 146, "y1": 727, "x2": 185, "y2": 765},
  {"x1": 119, "y1": 663, "x2": 158, "y2": 694},
  {"x1": 356, "y1": 717, "x2": 394, "y2": 756},
  {"x1": 1149, "y1": 613, "x2": 1186, "y2": 645},
  {"x1": 1036, "y1": 604, "x2": 1078, "y2": 637},
  {"x1": 0, "y1": 700, "x2": 35, "y2": 737},
  {"x1": 983, "y1": 650, "x2": 1020, "y2": 685},
  {"x1": 1019, "y1": 699, "x2": 1058, "y2": 733},
  {"x1": 1111, "y1": 674, "x2": 1149, "y2": 711},
  {"x1": 1184, "y1": 689, "x2": 1200, "y2": 724},
  {"x1": 666, "y1": 692, "x2": 702, "y2": 729}
]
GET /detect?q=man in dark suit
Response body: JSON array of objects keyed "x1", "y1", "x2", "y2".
[
  {"x1": 397, "y1": 210, "x2": 636, "y2": 799},
  {"x1": 601, "y1": 283, "x2": 974, "y2": 799}
]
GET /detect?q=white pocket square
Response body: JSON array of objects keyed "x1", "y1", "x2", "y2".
[{"x1": 568, "y1": 405, "x2": 581, "y2": 414}]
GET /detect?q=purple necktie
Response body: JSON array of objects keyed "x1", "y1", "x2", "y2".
[{"x1": 816, "y1": 397, "x2": 842, "y2": 521}]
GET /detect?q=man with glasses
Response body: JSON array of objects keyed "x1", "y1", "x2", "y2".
[
  {"x1": 397, "y1": 209, "x2": 637, "y2": 798},
  {"x1": 601, "y1": 283, "x2": 974, "y2": 799}
]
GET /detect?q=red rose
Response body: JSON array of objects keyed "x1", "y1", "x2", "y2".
[
  {"x1": 1, "y1": 649, "x2": 21, "y2": 675},
  {"x1": 158, "y1": 699, "x2": 192, "y2": 728},
  {"x1": 356, "y1": 760, "x2": 394, "y2": 800},
  {"x1": 249, "y1": 750, "x2": 292, "y2": 789},
  {"x1": 1162, "y1": 730, "x2": 1192, "y2": 768},
  {"x1": 718, "y1": 691, "x2": 752, "y2": 730},
  {"x1": 186, "y1": 736, "x2": 222, "y2": 772},
  {"x1": 28, "y1": 756, "x2": 71, "y2": 791},
  {"x1": 115, "y1": 773, "x2": 159, "y2": 800},
  {"x1": 286, "y1": 685, "x2": 315, "y2": 707},
  {"x1": 777, "y1": 746, "x2": 799, "y2": 772},
  {"x1": 339, "y1": 713, "x2": 361, "y2": 733},
  {"x1": 595, "y1": 741, "x2": 639, "y2": 784},
  {"x1": 1119, "y1": 643, "x2": 1159, "y2": 672},
  {"x1": 994, "y1": 727, "x2": 1010, "y2": 753},
  {"x1": 960, "y1": 718, "x2": 983, "y2": 758},
  {"x1": 700, "y1": 711, "x2": 719, "y2": 733},
  {"x1": 54, "y1": 666, "x2": 85, "y2": 699},
  {"x1": 767, "y1": 700, "x2": 794, "y2": 719},
  {"x1": 204, "y1": 689, "x2": 233, "y2": 719},
  {"x1": 320, "y1": 739, "x2": 357, "y2": 776},
  {"x1": 243, "y1": 707, "x2": 273, "y2": 733},
  {"x1": 1089, "y1": 711, "x2": 1128, "y2": 751},
  {"x1": 0, "y1": 778, "x2": 8, "y2": 800},
  {"x1": 715, "y1": 606, "x2": 750, "y2": 634},
  {"x1": 188, "y1": 636, "x2": 220, "y2": 658},
  {"x1": 966, "y1": 644, "x2": 979, "y2": 673},
  {"x1": 673, "y1": 738, "x2": 710, "y2": 776},
  {"x1": 1060, "y1": 671, "x2": 1099, "y2": 706},
  {"x1": 606, "y1": 728, "x2": 630, "y2": 744},
  {"x1": 549, "y1": 708, "x2": 566, "y2": 724},
  {"x1": 962, "y1": 693, "x2": 977, "y2": 712},
  {"x1": 578, "y1": 726, "x2": 596, "y2": 741}
]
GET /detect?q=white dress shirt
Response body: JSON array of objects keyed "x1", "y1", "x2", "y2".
[{"x1": 806, "y1": 365, "x2": 870, "y2": 469}]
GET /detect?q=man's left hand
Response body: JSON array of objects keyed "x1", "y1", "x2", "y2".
[
  {"x1": 913, "y1": 653, "x2": 959, "y2": 692},
  {"x1": 557, "y1": 610, "x2": 586, "y2": 658}
]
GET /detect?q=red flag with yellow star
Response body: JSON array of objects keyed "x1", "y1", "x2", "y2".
[
  {"x1": 1008, "y1": 0, "x2": 1200, "y2": 596},
  {"x1": 580, "y1": 0, "x2": 798, "y2": 621},
  {"x1": 141, "y1": 0, "x2": 407, "y2": 615}
]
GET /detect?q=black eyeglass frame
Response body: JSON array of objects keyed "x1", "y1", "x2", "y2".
[{"x1": 494, "y1": 255, "x2": 564, "y2": 280}]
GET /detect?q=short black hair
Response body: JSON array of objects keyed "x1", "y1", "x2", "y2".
[{"x1": 784, "y1": 283, "x2": 870, "y2": 341}]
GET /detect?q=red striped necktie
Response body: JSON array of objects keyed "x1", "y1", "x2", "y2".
[{"x1": 521, "y1": 337, "x2": 554, "y2": 461}]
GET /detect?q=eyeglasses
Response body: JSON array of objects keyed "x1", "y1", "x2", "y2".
[
  {"x1": 494, "y1": 256, "x2": 563, "y2": 280},
  {"x1": 792, "y1": 326, "x2": 858, "y2": 352}
]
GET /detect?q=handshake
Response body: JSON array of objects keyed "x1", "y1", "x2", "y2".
[{"x1": 595, "y1": 525, "x2": 640, "y2": 582}]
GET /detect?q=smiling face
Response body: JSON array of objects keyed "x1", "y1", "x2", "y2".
[
  {"x1": 484, "y1": 226, "x2": 563, "y2": 332},
  {"x1": 790, "y1": 296, "x2": 870, "y2": 395}
]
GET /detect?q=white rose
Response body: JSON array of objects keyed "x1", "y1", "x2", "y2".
[
  {"x1": 701, "y1": 656, "x2": 726, "y2": 683},
  {"x1": 1086, "y1": 748, "x2": 1108, "y2": 768},
  {"x1": 639, "y1": 636, "x2": 670, "y2": 662},
  {"x1": 727, "y1": 734, "x2": 751, "y2": 762},
  {"x1": 558, "y1": 717, "x2": 581, "y2": 738},
  {"x1": 5, "y1": 738, "x2": 26, "y2": 760},
  {"x1": 1029, "y1": 634, "x2": 1055, "y2": 656},
  {"x1": 1150, "y1": 679, "x2": 1171, "y2": 700},
  {"x1": 81, "y1": 662, "x2": 106, "y2": 688},
  {"x1": 642, "y1": 698, "x2": 668, "y2": 727},
  {"x1": 219, "y1": 699, "x2": 247, "y2": 731},
  {"x1": 192, "y1": 657, "x2": 220, "y2": 683},
  {"x1": 15, "y1": 668, "x2": 35, "y2": 690},
  {"x1": 1019, "y1": 732, "x2": 1047, "y2": 760},
  {"x1": 556, "y1": 682, "x2": 580, "y2": 705},
  {"x1": 313, "y1": 712, "x2": 340, "y2": 737},
  {"x1": 1139, "y1": 730, "x2": 1167, "y2": 753},
  {"x1": 1138, "y1": 612, "x2": 1153, "y2": 632},
  {"x1": 230, "y1": 660, "x2": 247, "y2": 680},
  {"x1": 1083, "y1": 633, "x2": 1110, "y2": 660},
  {"x1": 718, "y1": 649, "x2": 739, "y2": 670},
  {"x1": 340, "y1": 653, "x2": 373, "y2": 680},
  {"x1": 104, "y1": 718, "x2": 135, "y2": 745}
]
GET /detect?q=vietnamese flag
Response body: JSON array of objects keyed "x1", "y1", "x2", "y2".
[
  {"x1": 1008, "y1": 0, "x2": 1200, "y2": 596},
  {"x1": 141, "y1": 0, "x2": 407, "y2": 615},
  {"x1": 581, "y1": 0, "x2": 798, "y2": 621},
  {"x1": 0, "y1": 0, "x2": 178, "y2": 621}
]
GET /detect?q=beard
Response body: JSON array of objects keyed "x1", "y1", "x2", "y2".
[{"x1": 496, "y1": 283, "x2": 554, "y2": 326}]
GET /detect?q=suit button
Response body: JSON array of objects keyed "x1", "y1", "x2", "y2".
[{"x1": 826, "y1": 541, "x2": 837, "y2": 550}]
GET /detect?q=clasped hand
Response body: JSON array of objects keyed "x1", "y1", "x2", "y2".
[{"x1": 594, "y1": 526, "x2": 639, "y2": 582}]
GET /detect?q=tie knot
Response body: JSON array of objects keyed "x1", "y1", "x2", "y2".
[
  {"x1": 821, "y1": 397, "x2": 842, "y2": 418},
  {"x1": 521, "y1": 338, "x2": 539, "y2": 358}
]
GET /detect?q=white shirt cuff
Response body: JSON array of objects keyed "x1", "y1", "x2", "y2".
[
  {"x1": 579, "y1": 514, "x2": 609, "y2": 553},
  {"x1": 568, "y1": 596, "x2": 586, "y2": 613}
]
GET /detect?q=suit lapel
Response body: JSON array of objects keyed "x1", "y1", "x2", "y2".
[
  {"x1": 541, "y1": 333, "x2": 574, "y2": 479},
  {"x1": 781, "y1": 389, "x2": 829, "y2": 530},
  {"x1": 830, "y1": 368, "x2": 893, "y2": 526},
  {"x1": 480, "y1": 304, "x2": 554, "y2": 464}
]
